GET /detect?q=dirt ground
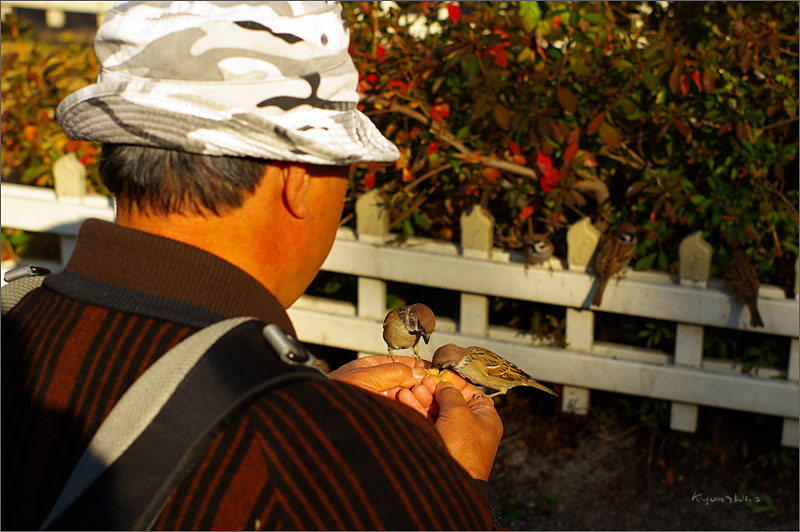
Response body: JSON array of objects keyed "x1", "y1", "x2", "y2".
[{"x1": 489, "y1": 389, "x2": 799, "y2": 531}]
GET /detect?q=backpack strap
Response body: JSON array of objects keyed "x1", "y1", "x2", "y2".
[
  {"x1": 2, "y1": 265, "x2": 51, "y2": 316},
  {"x1": 42, "y1": 317, "x2": 326, "y2": 530}
]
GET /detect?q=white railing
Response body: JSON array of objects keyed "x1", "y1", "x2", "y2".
[
  {"x1": 0, "y1": 1, "x2": 113, "y2": 28},
  {"x1": 2, "y1": 156, "x2": 798, "y2": 447}
]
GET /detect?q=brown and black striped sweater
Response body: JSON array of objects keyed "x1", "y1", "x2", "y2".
[{"x1": 2, "y1": 219, "x2": 496, "y2": 530}]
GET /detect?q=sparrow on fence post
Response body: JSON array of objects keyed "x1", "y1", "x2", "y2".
[
  {"x1": 523, "y1": 234, "x2": 555, "y2": 271},
  {"x1": 723, "y1": 248, "x2": 764, "y2": 328},
  {"x1": 382, "y1": 303, "x2": 436, "y2": 360},
  {"x1": 432, "y1": 344, "x2": 557, "y2": 398},
  {"x1": 591, "y1": 223, "x2": 638, "y2": 306}
]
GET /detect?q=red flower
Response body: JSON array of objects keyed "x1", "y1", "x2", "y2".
[
  {"x1": 535, "y1": 150, "x2": 560, "y2": 192},
  {"x1": 489, "y1": 43, "x2": 509, "y2": 67},
  {"x1": 509, "y1": 140, "x2": 521, "y2": 155},
  {"x1": 365, "y1": 73, "x2": 378, "y2": 84},
  {"x1": 536, "y1": 150, "x2": 552, "y2": 170},
  {"x1": 540, "y1": 165, "x2": 562, "y2": 193},
  {"x1": 386, "y1": 80, "x2": 408, "y2": 94},
  {"x1": 519, "y1": 205, "x2": 534, "y2": 220},
  {"x1": 432, "y1": 103, "x2": 450, "y2": 121},
  {"x1": 377, "y1": 45, "x2": 386, "y2": 58},
  {"x1": 679, "y1": 73, "x2": 689, "y2": 95},
  {"x1": 428, "y1": 141, "x2": 440, "y2": 156},
  {"x1": 22, "y1": 125, "x2": 37, "y2": 142},
  {"x1": 79, "y1": 146, "x2": 97, "y2": 166},
  {"x1": 564, "y1": 142, "x2": 579, "y2": 164},
  {"x1": 448, "y1": 3, "x2": 461, "y2": 22},
  {"x1": 364, "y1": 172, "x2": 376, "y2": 189},
  {"x1": 691, "y1": 71, "x2": 702, "y2": 91}
]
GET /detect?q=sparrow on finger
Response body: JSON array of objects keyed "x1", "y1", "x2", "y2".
[
  {"x1": 591, "y1": 223, "x2": 637, "y2": 306},
  {"x1": 523, "y1": 234, "x2": 555, "y2": 270},
  {"x1": 382, "y1": 303, "x2": 436, "y2": 360},
  {"x1": 723, "y1": 248, "x2": 764, "y2": 328},
  {"x1": 432, "y1": 344, "x2": 557, "y2": 398}
]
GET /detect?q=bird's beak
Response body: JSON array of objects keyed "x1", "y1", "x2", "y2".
[{"x1": 422, "y1": 332, "x2": 431, "y2": 344}]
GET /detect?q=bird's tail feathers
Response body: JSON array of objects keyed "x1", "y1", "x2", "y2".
[
  {"x1": 747, "y1": 302, "x2": 765, "y2": 328},
  {"x1": 592, "y1": 278, "x2": 609, "y2": 306},
  {"x1": 526, "y1": 379, "x2": 558, "y2": 397}
]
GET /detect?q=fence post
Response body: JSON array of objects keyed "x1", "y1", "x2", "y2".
[
  {"x1": 45, "y1": 8, "x2": 66, "y2": 28},
  {"x1": 670, "y1": 231, "x2": 714, "y2": 432},
  {"x1": 782, "y1": 257, "x2": 799, "y2": 446},
  {"x1": 53, "y1": 154, "x2": 87, "y2": 266},
  {"x1": 563, "y1": 217, "x2": 601, "y2": 415},
  {"x1": 355, "y1": 190, "x2": 388, "y2": 358},
  {"x1": 459, "y1": 205, "x2": 493, "y2": 337}
]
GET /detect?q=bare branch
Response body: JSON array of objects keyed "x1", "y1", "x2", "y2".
[{"x1": 361, "y1": 95, "x2": 539, "y2": 180}]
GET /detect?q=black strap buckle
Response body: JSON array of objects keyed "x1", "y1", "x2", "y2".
[
  {"x1": 3, "y1": 265, "x2": 52, "y2": 283},
  {"x1": 261, "y1": 324, "x2": 328, "y2": 375}
]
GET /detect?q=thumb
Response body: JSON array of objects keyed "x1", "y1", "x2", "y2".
[{"x1": 434, "y1": 381, "x2": 469, "y2": 410}]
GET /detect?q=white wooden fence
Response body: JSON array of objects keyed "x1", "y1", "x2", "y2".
[
  {"x1": 0, "y1": 1, "x2": 113, "y2": 28},
  {"x1": 2, "y1": 156, "x2": 798, "y2": 447}
]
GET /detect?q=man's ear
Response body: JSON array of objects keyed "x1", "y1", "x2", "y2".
[{"x1": 282, "y1": 163, "x2": 311, "y2": 219}]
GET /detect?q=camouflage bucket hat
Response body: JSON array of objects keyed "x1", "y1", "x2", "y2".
[{"x1": 57, "y1": 1, "x2": 399, "y2": 165}]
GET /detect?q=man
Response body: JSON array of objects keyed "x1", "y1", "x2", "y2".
[{"x1": 1, "y1": 2, "x2": 503, "y2": 530}]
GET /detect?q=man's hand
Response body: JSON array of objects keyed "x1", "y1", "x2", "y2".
[
  {"x1": 331, "y1": 358, "x2": 503, "y2": 480},
  {"x1": 398, "y1": 371, "x2": 503, "y2": 480},
  {"x1": 328, "y1": 355, "x2": 428, "y2": 405}
]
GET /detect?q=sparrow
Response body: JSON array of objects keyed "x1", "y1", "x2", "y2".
[
  {"x1": 591, "y1": 223, "x2": 638, "y2": 306},
  {"x1": 382, "y1": 303, "x2": 436, "y2": 360},
  {"x1": 723, "y1": 248, "x2": 764, "y2": 327},
  {"x1": 432, "y1": 344, "x2": 557, "y2": 398},
  {"x1": 523, "y1": 234, "x2": 555, "y2": 270}
]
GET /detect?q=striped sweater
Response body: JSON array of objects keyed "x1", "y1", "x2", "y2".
[{"x1": 1, "y1": 219, "x2": 496, "y2": 530}]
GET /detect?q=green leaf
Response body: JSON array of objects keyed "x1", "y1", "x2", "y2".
[
  {"x1": 598, "y1": 122, "x2": 621, "y2": 148},
  {"x1": 582, "y1": 11, "x2": 609, "y2": 25},
  {"x1": 463, "y1": 54, "x2": 480, "y2": 77},
  {"x1": 612, "y1": 58, "x2": 634, "y2": 71},
  {"x1": 689, "y1": 194, "x2": 706, "y2": 205},
  {"x1": 519, "y1": 1, "x2": 542, "y2": 33},
  {"x1": 557, "y1": 87, "x2": 578, "y2": 113},
  {"x1": 636, "y1": 252, "x2": 657, "y2": 270},
  {"x1": 412, "y1": 211, "x2": 431, "y2": 230},
  {"x1": 658, "y1": 251, "x2": 669, "y2": 269}
]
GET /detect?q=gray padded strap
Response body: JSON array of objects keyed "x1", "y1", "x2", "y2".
[
  {"x1": 2, "y1": 275, "x2": 46, "y2": 316},
  {"x1": 41, "y1": 316, "x2": 257, "y2": 530}
]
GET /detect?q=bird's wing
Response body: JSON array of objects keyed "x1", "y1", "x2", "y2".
[
  {"x1": 474, "y1": 350, "x2": 531, "y2": 380},
  {"x1": 592, "y1": 233, "x2": 615, "y2": 277}
]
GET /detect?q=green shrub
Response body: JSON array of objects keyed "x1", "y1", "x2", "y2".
[
  {"x1": 1, "y1": 2, "x2": 797, "y2": 292},
  {"x1": 347, "y1": 1, "x2": 798, "y2": 290},
  {"x1": 1, "y1": 15, "x2": 103, "y2": 192}
]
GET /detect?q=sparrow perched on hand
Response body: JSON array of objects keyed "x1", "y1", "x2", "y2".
[
  {"x1": 432, "y1": 344, "x2": 557, "y2": 398},
  {"x1": 591, "y1": 223, "x2": 638, "y2": 306},
  {"x1": 382, "y1": 303, "x2": 436, "y2": 360},
  {"x1": 523, "y1": 234, "x2": 555, "y2": 270},
  {"x1": 723, "y1": 248, "x2": 764, "y2": 327}
]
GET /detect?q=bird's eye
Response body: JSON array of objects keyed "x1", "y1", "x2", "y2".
[{"x1": 534, "y1": 241, "x2": 548, "y2": 252}]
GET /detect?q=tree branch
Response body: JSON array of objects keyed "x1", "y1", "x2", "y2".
[{"x1": 361, "y1": 95, "x2": 539, "y2": 180}]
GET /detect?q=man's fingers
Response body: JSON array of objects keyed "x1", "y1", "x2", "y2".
[
  {"x1": 396, "y1": 388, "x2": 426, "y2": 417},
  {"x1": 330, "y1": 362, "x2": 426, "y2": 393}
]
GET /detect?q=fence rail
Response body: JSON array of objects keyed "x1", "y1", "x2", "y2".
[
  {"x1": 2, "y1": 157, "x2": 798, "y2": 447},
  {"x1": 0, "y1": 1, "x2": 113, "y2": 28}
]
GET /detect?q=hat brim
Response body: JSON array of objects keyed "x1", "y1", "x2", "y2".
[{"x1": 57, "y1": 83, "x2": 400, "y2": 166}]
